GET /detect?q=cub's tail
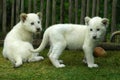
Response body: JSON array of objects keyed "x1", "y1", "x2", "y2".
[{"x1": 31, "y1": 31, "x2": 49, "y2": 53}]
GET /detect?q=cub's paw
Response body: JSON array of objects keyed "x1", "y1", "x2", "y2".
[
  {"x1": 13, "y1": 62, "x2": 22, "y2": 68},
  {"x1": 37, "y1": 56, "x2": 44, "y2": 61},
  {"x1": 88, "y1": 64, "x2": 98, "y2": 68},
  {"x1": 56, "y1": 64, "x2": 66, "y2": 68},
  {"x1": 28, "y1": 56, "x2": 44, "y2": 62}
]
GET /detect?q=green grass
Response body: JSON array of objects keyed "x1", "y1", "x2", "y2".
[{"x1": 0, "y1": 47, "x2": 120, "y2": 80}]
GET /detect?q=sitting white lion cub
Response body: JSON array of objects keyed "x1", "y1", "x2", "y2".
[
  {"x1": 31, "y1": 16, "x2": 109, "y2": 68},
  {"x1": 3, "y1": 12, "x2": 44, "y2": 67}
]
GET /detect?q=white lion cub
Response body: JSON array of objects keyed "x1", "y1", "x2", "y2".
[
  {"x1": 3, "y1": 12, "x2": 44, "y2": 67},
  {"x1": 31, "y1": 16, "x2": 109, "y2": 68}
]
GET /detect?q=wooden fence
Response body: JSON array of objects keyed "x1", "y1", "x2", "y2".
[{"x1": 0, "y1": 0, "x2": 119, "y2": 36}]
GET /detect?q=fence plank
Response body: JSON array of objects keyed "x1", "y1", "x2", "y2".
[
  {"x1": 2, "y1": 0, "x2": 7, "y2": 34},
  {"x1": 86, "y1": 0, "x2": 90, "y2": 16},
  {"x1": 104, "y1": 0, "x2": 108, "y2": 18},
  {"x1": 52, "y1": 0, "x2": 56, "y2": 24},
  {"x1": 92, "y1": 0, "x2": 96, "y2": 17},
  {"x1": 69, "y1": 0, "x2": 73, "y2": 23},
  {"x1": 40, "y1": 0, "x2": 44, "y2": 26},
  {"x1": 96, "y1": 0, "x2": 99, "y2": 16},
  {"x1": 0, "y1": 0, "x2": 2, "y2": 30},
  {"x1": 60, "y1": 0, "x2": 64, "y2": 23},
  {"x1": 16, "y1": 0, "x2": 20, "y2": 23},
  {"x1": 46, "y1": 0, "x2": 51, "y2": 28},
  {"x1": 75, "y1": 0, "x2": 78, "y2": 24},
  {"x1": 40, "y1": 0, "x2": 44, "y2": 15},
  {"x1": 28, "y1": 0, "x2": 32, "y2": 13},
  {"x1": 33, "y1": 0, "x2": 37, "y2": 12},
  {"x1": 21, "y1": 0, "x2": 24, "y2": 13},
  {"x1": 111, "y1": 0, "x2": 117, "y2": 33},
  {"x1": 80, "y1": 0, "x2": 86, "y2": 24},
  {"x1": 11, "y1": 0, "x2": 15, "y2": 29}
]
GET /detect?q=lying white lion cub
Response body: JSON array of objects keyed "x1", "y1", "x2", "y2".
[
  {"x1": 31, "y1": 16, "x2": 109, "y2": 68},
  {"x1": 3, "y1": 12, "x2": 44, "y2": 67}
]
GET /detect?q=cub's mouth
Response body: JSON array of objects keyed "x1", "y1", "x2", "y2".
[{"x1": 92, "y1": 36, "x2": 101, "y2": 41}]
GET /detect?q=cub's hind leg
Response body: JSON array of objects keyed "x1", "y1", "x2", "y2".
[{"x1": 49, "y1": 43, "x2": 66, "y2": 68}]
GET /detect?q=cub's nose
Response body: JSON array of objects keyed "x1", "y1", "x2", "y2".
[
  {"x1": 36, "y1": 28, "x2": 40, "y2": 32},
  {"x1": 93, "y1": 36, "x2": 97, "y2": 39}
]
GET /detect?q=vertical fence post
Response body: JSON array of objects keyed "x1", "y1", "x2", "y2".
[
  {"x1": 111, "y1": 0, "x2": 117, "y2": 33},
  {"x1": 2, "y1": 0, "x2": 7, "y2": 34},
  {"x1": 33, "y1": 0, "x2": 37, "y2": 12},
  {"x1": 103, "y1": 0, "x2": 108, "y2": 42},
  {"x1": 28, "y1": 0, "x2": 32, "y2": 13},
  {"x1": 69, "y1": 0, "x2": 73, "y2": 23},
  {"x1": 60, "y1": 0, "x2": 64, "y2": 23},
  {"x1": 75, "y1": 0, "x2": 78, "y2": 24},
  {"x1": 96, "y1": 0, "x2": 99, "y2": 16},
  {"x1": 16, "y1": 0, "x2": 20, "y2": 23},
  {"x1": 40, "y1": 0, "x2": 44, "y2": 27},
  {"x1": 21, "y1": 0, "x2": 24, "y2": 13},
  {"x1": 104, "y1": 0, "x2": 108, "y2": 18},
  {"x1": 11, "y1": 0, "x2": 15, "y2": 29},
  {"x1": 0, "y1": 0, "x2": 2, "y2": 32},
  {"x1": 46, "y1": 0, "x2": 51, "y2": 28},
  {"x1": 86, "y1": 0, "x2": 90, "y2": 16},
  {"x1": 92, "y1": 0, "x2": 96, "y2": 17},
  {"x1": 40, "y1": 0, "x2": 44, "y2": 16},
  {"x1": 52, "y1": 0, "x2": 56, "y2": 25},
  {"x1": 80, "y1": 0, "x2": 86, "y2": 24}
]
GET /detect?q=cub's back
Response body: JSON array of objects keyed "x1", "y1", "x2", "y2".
[{"x1": 46, "y1": 24, "x2": 87, "y2": 34}]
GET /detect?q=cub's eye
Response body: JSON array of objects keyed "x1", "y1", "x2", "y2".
[
  {"x1": 90, "y1": 29, "x2": 93, "y2": 31},
  {"x1": 31, "y1": 22, "x2": 34, "y2": 25},
  {"x1": 38, "y1": 21, "x2": 40, "y2": 24},
  {"x1": 97, "y1": 28, "x2": 100, "y2": 31}
]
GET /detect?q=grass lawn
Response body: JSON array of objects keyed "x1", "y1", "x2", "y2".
[{"x1": 0, "y1": 47, "x2": 120, "y2": 80}]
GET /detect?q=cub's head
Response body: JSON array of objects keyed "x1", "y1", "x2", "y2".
[
  {"x1": 20, "y1": 12, "x2": 42, "y2": 33},
  {"x1": 85, "y1": 16, "x2": 109, "y2": 41}
]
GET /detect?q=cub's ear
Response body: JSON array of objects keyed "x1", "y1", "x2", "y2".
[
  {"x1": 85, "y1": 16, "x2": 91, "y2": 25},
  {"x1": 37, "y1": 12, "x2": 42, "y2": 19},
  {"x1": 102, "y1": 18, "x2": 109, "y2": 27},
  {"x1": 20, "y1": 13, "x2": 27, "y2": 22}
]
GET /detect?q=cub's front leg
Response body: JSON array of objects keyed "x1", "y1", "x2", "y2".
[{"x1": 83, "y1": 45, "x2": 98, "y2": 68}]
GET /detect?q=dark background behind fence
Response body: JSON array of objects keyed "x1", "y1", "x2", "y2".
[{"x1": 0, "y1": 0, "x2": 120, "y2": 40}]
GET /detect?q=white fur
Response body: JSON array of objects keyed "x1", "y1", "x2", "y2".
[
  {"x1": 31, "y1": 16, "x2": 109, "y2": 68},
  {"x1": 3, "y1": 13, "x2": 44, "y2": 67}
]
